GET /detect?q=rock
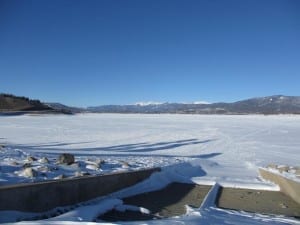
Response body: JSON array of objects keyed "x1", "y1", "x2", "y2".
[
  {"x1": 37, "y1": 166, "x2": 50, "y2": 173},
  {"x1": 10, "y1": 161, "x2": 19, "y2": 166},
  {"x1": 23, "y1": 168, "x2": 38, "y2": 178},
  {"x1": 22, "y1": 163, "x2": 32, "y2": 169},
  {"x1": 74, "y1": 171, "x2": 82, "y2": 177},
  {"x1": 70, "y1": 162, "x2": 81, "y2": 168},
  {"x1": 277, "y1": 165, "x2": 289, "y2": 173},
  {"x1": 86, "y1": 164, "x2": 100, "y2": 170},
  {"x1": 120, "y1": 161, "x2": 130, "y2": 169},
  {"x1": 85, "y1": 159, "x2": 104, "y2": 169},
  {"x1": 41, "y1": 173, "x2": 47, "y2": 177},
  {"x1": 38, "y1": 157, "x2": 49, "y2": 164},
  {"x1": 50, "y1": 166, "x2": 59, "y2": 171},
  {"x1": 95, "y1": 158, "x2": 105, "y2": 166},
  {"x1": 74, "y1": 171, "x2": 90, "y2": 177},
  {"x1": 82, "y1": 172, "x2": 90, "y2": 176},
  {"x1": 54, "y1": 174, "x2": 66, "y2": 179},
  {"x1": 27, "y1": 156, "x2": 37, "y2": 162},
  {"x1": 58, "y1": 153, "x2": 75, "y2": 165},
  {"x1": 267, "y1": 164, "x2": 278, "y2": 169}
]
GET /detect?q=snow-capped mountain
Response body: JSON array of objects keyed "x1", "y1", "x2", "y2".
[
  {"x1": 88, "y1": 95, "x2": 300, "y2": 114},
  {"x1": 1, "y1": 94, "x2": 300, "y2": 115},
  {"x1": 134, "y1": 101, "x2": 165, "y2": 106}
]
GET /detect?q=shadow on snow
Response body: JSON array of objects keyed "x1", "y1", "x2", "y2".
[{"x1": 10, "y1": 139, "x2": 221, "y2": 159}]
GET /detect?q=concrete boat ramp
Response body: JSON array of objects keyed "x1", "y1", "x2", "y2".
[
  {"x1": 99, "y1": 182, "x2": 300, "y2": 222},
  {"x1": 0, "y1": 167, "x2": 299, "y2": 223}
]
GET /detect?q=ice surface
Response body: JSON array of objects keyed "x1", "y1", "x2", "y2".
[{"x1": 0, "y1": 114, "x2": 299, "y2": 224}]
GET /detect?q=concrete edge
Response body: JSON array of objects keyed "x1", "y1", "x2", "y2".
[
  {"x1": 0, "y1": 168, "x2": 160, "y2": 190},
  {"x1": 259, "y1": 168, "x2": 300, "y2": 205},
  {"x1": 0, "y1": 167, "x2": 161, "y2": 212}
]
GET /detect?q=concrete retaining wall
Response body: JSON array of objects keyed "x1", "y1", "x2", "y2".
[
  {"x1": 259, "y1": 168, "x2": 300, "y2": 205},
  {"x1": 0, "y1": 168, "x2": 160, "y2": 212}
]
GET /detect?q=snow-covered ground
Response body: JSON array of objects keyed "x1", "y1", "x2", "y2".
[{"x1": 0, "y1": 114, "x2": 299, "y2": 224}]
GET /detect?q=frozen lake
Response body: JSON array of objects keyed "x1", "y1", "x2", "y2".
[
  {"x1": 1, "y1": 113, "x2": 299, "y2": 163},
  {"x1": 0, "y1": 114, "x2": 299, "y2": 224}
]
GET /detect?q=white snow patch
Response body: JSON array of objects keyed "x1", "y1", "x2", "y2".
[
  {"x1": 46, "y1": 198, "x2": 122, "y2": 222},
  {"x1": 134, "y1": 101, "x2": 164, "y2": 106},
  {"x1": 115, "y1": 204, "x2": 150, "y2": 214},
  {"x1": 193, "y1": 101, "x2": 211, "y2": 105}
]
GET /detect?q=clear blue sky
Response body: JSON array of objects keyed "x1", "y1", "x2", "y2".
[{"x1": 0, "y1": 0, "x2": 299, "y2": 106}]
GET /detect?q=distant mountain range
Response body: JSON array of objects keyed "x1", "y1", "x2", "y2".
[
  {"x1": 87, "y1": 95, "x2": 300, "y2": 115},
  {"x1": 1, "y1": 93, "x2": 300, "y2": 115}
]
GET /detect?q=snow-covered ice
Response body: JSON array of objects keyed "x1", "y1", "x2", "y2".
[{"x1": 0, "y1": 114, "x2": 299, "y2": 224}]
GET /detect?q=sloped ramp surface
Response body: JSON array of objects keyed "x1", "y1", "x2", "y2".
[
  {"x1": 99, "y1": 182, "x2": 300, "y2": 222},
  {"x1": 217, "y1": 187, "x2": 300, "y2": 218},
  {"x1": 99, "y1": 182, "x2": 211, "y2": 221}
]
